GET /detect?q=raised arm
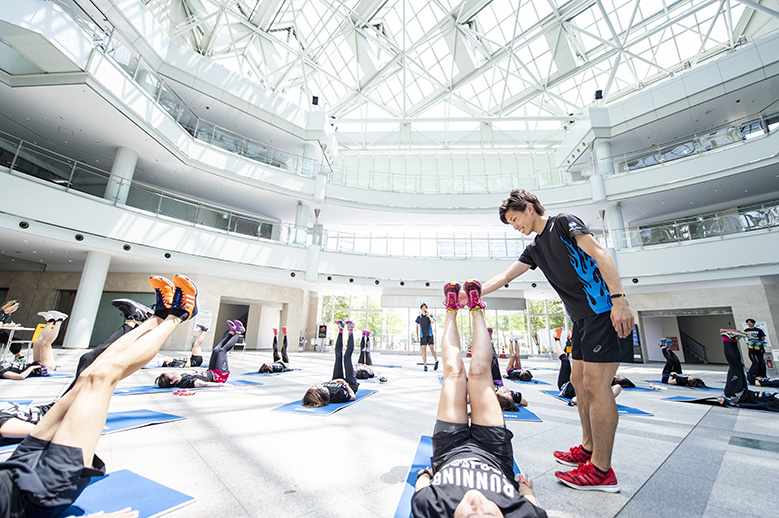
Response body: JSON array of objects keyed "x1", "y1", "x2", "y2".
[
  {"x1": 574, "y1": 233, "x2": 634, "y2": 338},
  {"x1": 482, "y1": 260, "x2": 532, "y2": 296}
]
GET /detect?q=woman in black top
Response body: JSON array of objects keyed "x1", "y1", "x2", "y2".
[
  {"x1": 412, "y1": 281, "x2": 546, "y2": 518},
  {"x1": 259, "y1": 327, "x2": 292, "y2": 373},
  {"x1": 302, "y1": 320, "x2": 358, "y2": 407}
]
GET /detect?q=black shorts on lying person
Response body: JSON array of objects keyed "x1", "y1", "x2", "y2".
[{"x1": 412, "y1": 421, "x2": 547, "y2": 518}]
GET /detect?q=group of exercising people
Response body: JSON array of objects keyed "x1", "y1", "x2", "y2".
[{"x1": 1, "y1": 188, "x2": 776, "y2": 518}]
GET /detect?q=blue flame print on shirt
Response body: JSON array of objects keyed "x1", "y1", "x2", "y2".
[{"x1": 560, "y1": 236, "x2": 612, "y2": 314}]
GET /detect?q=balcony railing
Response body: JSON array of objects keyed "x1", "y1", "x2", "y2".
[{"x1": 48, "y1": 0, "x2": 779, "y2": 196}]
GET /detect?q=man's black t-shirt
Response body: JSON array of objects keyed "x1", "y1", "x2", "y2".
[
  {"x1": 519, "y1": 214, "x2": 612, "y2": 322},
  {"x1": 744, "y1": 327, "x2": 766, "y2": 342},
  {"x1": 175, "y1": 371, "x2": 216, "y2": 388},
  {"x1": 0, "y1": 402, "x2": 53, "y2": 447},
  {"x1": 411, "y1": 446, "x2": 547, "y2": 518},
  {"x1": 416, "y1": 314, "x2": 434, "y2": 338}
]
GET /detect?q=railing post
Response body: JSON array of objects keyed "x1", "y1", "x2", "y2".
[
  {"x1": 156, "y1": 194, "x2": 163, "y2": 216},
  {"x1": 9, "y1": 141, "x2": 23, "y2": 171},
  {"x1": 66, "y1": 161, "x2": 77, "y2": 192}
]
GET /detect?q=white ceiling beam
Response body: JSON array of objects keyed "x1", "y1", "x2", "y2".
[{"x1": 735, "y1": 0, "x2": 779, "y2": 19}]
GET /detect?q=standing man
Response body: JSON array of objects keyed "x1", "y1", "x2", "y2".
[
  {"x1": 744, "y1": 318, "x2": 767, "y2": 382},
  {"x1": 416, "y1": 303, "x2": 438, "y2": 371},
  {"x1": 475, "y1": 189, "x2": 634, "y2": 492}
]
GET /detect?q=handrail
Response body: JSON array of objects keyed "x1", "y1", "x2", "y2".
[
  {"x1": 48, "y1": 0, "x2": 776, "y2": 194},
  {"x1": 3, "y1": 127, "x2": 778, "y2": 259}
]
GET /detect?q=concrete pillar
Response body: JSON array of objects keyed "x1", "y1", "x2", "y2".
[
  {"x1": 294, "y1": 201, "x2": 309, "y2": 244},
  {"x1": 314, "y1": 173, "x2": 327, "y2": 203},
  {"x1": 606, "y1": 202, "x2": 627, "y2": 249},
  {"x1": 63, "y1": 251, "x2": 111, "y2": 348},
  {"x1": 301, "y1": 143, "x2": 319, "y2": 176},
  {"x1": 589, "y1": 173, "x2": 606, "y2": 203},
  {"x1": 104, "y1": 146, "x2": 138, "y2": 204},
  {"x1": 593, "y1": 140, "x2": 614, "y2": 176},
  {"x1": 306, "y1": 244, "x2": 321, "y2": 282}
]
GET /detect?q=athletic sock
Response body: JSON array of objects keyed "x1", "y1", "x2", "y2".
[
  {"x1": 592, "y1": 463, "x2": 610, "y2": 475},
  {"x1": 582, "y1": 446, "x2": 592, "y2": 455}
]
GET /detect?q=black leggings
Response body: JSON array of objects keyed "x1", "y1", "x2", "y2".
[
  {"x1": 63, "y1": 323, "x2": 135, "y2": 395},
  {"x1": 661, "y1": 348, "x2": 682, "y2": 382},
  {"x1": 333, "y1": 331, "x2": 357, "y2": 392},
  {"x1": 210, "y1": 333, "x2": 239, "y2": 372},
  {"x1": 558, "y1": 353, "x2": 572, "y2": 390},
  {"x1": 491, "y1": 346, "x2": 503, "y2": 385},
  {"x1": 273, "y1": 334, "x2": 289, "y2": 363},
  {"x1": 747, "y1": 347, "x2": 766, "y2": 383},
  {"x1": 723, "y1": 337, "x2": 748, "y2": 398},
  {"x1": 358, "y1": 334, "x2": 372, "y2": 365}
]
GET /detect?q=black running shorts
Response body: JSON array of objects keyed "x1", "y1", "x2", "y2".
[
  {"x1": 571, "y1": 312, "x2": 620, "y2": 363},
  {"x1": 420, "y1": 335, "x2": 435, "y2": 346}
]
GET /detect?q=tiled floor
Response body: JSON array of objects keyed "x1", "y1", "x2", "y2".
[{"x1": 2, "y1": 347, "x2": 778, "y2": 517}]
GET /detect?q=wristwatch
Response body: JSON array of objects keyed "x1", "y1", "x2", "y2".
[
  {"x1": 611, "y1": 293, "x2": 626, "y2": 299},
  {"x1": 416, "y1": 467, "x2": 434, "y2": 480}
]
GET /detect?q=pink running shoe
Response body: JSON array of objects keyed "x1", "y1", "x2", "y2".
[
  {"x1": 463, "y1": 279, "x2": 486, "y2": 311},
  {"x1": 282, "y1": 326, "x2": 287, "y2": 335},
  {"x1": 345, "y1": 321, "x2": 355, "y2": 332},
  {"x1": 553, "y1": 444, "x2": 592, "y2": 467},
  {"x1": 555, "y1": 461, "x2": 620, "y2": 493},
  {"x1": 335, "y1": 320, "x2": 345, "y2": 331},
  {"x1": 227, "y1": 321, "x2": 236, "y2": 333},
  {"x1": 443, "y1": 282, "x2": 464, "y2": 311}
]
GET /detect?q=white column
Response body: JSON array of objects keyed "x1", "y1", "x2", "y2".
[
  {"x1": 305, "y1": 244, "x2": 321, "y2": 282},
  {"x1": 63, "y1": 251, "x2": 111, "y2": 348},
  {"x1": 606, "y1": 203, "x2": 627, "y2": 249},
  {"x1": 294, "y1": 201, "x2": 309, "y2": 244},
  {"x1": 589, "y1": 172, "x2": 606, "y2": 203},
  {"x1": 104, "y1": 146, "x2": 138, "y2": 204},
  {"x1": 593, "y1": 140, "x2": 614, "y2": 176},
  {"x1": 300, "y1": 143, "x2": 319, "y2": 176}
]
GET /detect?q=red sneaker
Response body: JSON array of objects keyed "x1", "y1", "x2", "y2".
[
  {"x1": 553, "y1": 444, "x2": 591, "y2": 467},
  {"x1": 555, "y1": 461, "x2": 620, "y2": 492},
  {"x1": 443, "y1": 282, "x2": 464, "y2": 311}
]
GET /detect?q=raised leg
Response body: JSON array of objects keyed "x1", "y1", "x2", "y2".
[
  {"x1": 32, "y1": 321, "x2": 62, "y2": 370},
  {"x1": 332, "y1": 330, "x2": 344, "y2": 380},
  {"x1": 467, "y1": 306, "x2": 504, "y2": 427},
  {"x1": 436, "y1": 309, "x2": 468, "y2": 424}
]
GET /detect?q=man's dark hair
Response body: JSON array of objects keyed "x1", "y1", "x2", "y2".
[
  {"x1": 420, "y1": 303, "x2": 428, "y2": 309},
  {"x1": 155, "y1": 372, "x2": 175, "y2": 388},
  {"x1": 499, "y1": 189, "x2": 546, "y2": 223},
  {"x1": 746, "y1": 318, "x2": 756, "y2": 324}
]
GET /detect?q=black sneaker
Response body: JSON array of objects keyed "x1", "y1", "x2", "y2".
[{"x1": 112, "y1": 299, "x2": 153, "y2": 322}]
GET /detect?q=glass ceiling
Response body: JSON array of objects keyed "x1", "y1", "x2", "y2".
[{"x1": 146, "y1": 0, "x2": 777, "y2": 150}]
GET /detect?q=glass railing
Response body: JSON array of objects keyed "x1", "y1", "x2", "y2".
[
  {"x1": 0, "y1": 131, "x2": 313, "y2": 246},
  {"x1": 49, "y1": 0, "x2": 321, "y2": 178},
  {"x1": 596, "y1": 200, "x2": 779, "y2": 250},
  {"x1": 48, "y1": 0, "x2": 777, "y2": 196}
]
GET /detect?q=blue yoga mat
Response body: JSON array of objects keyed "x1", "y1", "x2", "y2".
[
  {"x1": 360, "y1": 374, "x2": 383, "y2": 383},
  {"x1": 643, "y1": 380, "x2": 722, "y2": 391},
  {"x1": 0, "y1": 399, "x2": 33, "y2": 406},
  {"x1": 394, "y1": 435, "x2": 521, "y2": 518},
  {"x1": 1, "y1": 410, "x2": 185, "y2": 454},
  {"x1": 665, "y1": 395, "x2": 779, "y2": 413},
  {"x1": 242, "y1": 368, "x2": 299, "y2": 376},
  {"x1": 504, "y1": 407, "x2": 542, "y2": 421},
  {"x1": 622, "y1": 386, "x2": 660, "y2": 392},
  {"x1": 272, "y1": 389, "x2": 377, "y2": 416},
  {"x1": 506, "y1": 378, "x2": 551, "y2": 386},
  {"x1": 55, "y1": 469, "x2": 194, "y2": 518},
  {"x1": 541, "y1": 390, "x2": 653, "y2": 416},
  {"x1": 114, "y1": 379, "x2": 261, "y2": 395},
  {"x1": 373, "y1": 364, "x2": 402, "y2": 368}
]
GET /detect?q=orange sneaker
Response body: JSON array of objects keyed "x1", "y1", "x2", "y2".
[
  {"x1": 148, "y1": 276, "x2": 174, "y2": 310},
  {"x1": 171, "y1": 274, "x2": 199, "y2": 321}
]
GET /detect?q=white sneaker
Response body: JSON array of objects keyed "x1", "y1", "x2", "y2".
[
  {"x1": 48, "y1": 310, "x2": 69, "y2": 322},
  {"x1": 38, "y1": 311, "x2": 53, "y2": 321}
]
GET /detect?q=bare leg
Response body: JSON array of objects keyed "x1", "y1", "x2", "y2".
[
  {"x1": 570, "y1": 360, "x2": 591, "y2": 451},
  {"x1": 33, "y1": 321, "x2": 61, "y2": 370},
  {"x1": 30, "y1": 315, "x2": 180, "y2": 465},
  {"x1": 578, "y1": 361, "x2": 620, "y2": 471},
  {"x1": 421, "y1": 341, "x2": 427, "y2": 366},
  {"x1": 190, "y1": 330, "x2": 206, "y2": 357},
  {"x1": 427, "y1": 343, "x2": 438, "y2": 363},
  {"x1": 436, "y1": 310, "x2": 468, "y2": 424},
  {"x1": 468, "y1": 310, "x2": 504, "y2": 427}
]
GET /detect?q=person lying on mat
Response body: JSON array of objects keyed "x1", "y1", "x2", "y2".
[
  {"x1": 259, "y1": 327, "x2": 293, "y2": 373},
  {"x1": 412, "y1": 281, "x2": 547, "y2": 518},
  {"x1": 0, "y1": 401, "x2": 54, "y2": 447},
  {"x1": 161, "y1": 323, "x2": 208, "y2": 368},
  {"x1": 489, "y1": 330, "x2": 528, "y2": 412},
  {"x1": 155, "y1": 319, "x2": 241, "y2": 388},
  {"x1": 753, "y1": 376, "x2": 779, "y2": 388},
  {"x1": 0, "y1": 361, "x2": 44, "y2": 380},
  {"x1": 302, "y1": 320, "x2": 359, "y2": 408},
  {"x1": 555, "y1": 340, "x2": 631, "y2": 406},
  {"x1": 0, "y1": 274, "x2": 198, "y2": 518},
  {"x1": 355, "y1": 364, "x2": 375, "y2": 379},
  {"x1": 0, "y1": 311, "x2": 68, "y2": 379},
  {"x1": 718, "y1": 329, "x2": 779, "y2": 412},
  {"x1": 504, "y1": 335, "x2": 533, "y2": 382}
]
